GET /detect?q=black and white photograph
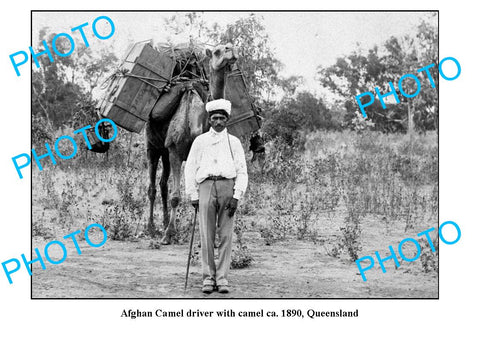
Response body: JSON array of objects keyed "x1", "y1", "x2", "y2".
[
  {"x1": 3, "y1": 0, "x2": 480, "y2": 338},
  {"x1": 28, "y1": 11, "x2": 440, "y2": 299}
]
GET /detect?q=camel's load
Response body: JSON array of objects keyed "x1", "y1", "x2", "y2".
[{"x1": 97, "y1": 40, "x2": 262, "y2": 137}]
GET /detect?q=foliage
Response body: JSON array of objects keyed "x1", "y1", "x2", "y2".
[
  {"x1": 339, "y1": 201, "x2": 363, "y2": 262},
  {"x1": 230, "y1": 217, "x2": 254, "y2": 269},
  {"x1": 31, "y1": 29, "x2": 118, "y2": 130},
  {"x1": 345, "y1": 111, "x2": 376, "y2": 132},
  {"x1": 32, "y1": 212, "x2": 54, "y2": 239},
  {"x1": 276, "y1": 75, "x2": 304, "y2": 97},
  {"x1": 261, "y1": 139, "x2": 304, "y2": 182},
  {"x1": 247, "y1": 130, "x2": 437, "y2": 264},
  {"x1": 32, "y1": 114, "x2": 53, "y2": 148},
  {"x1": 170, "y1": 201, "x2": 194, "y2": 244},
  {"x1": 162, "y1": 13, "x2": 282, "y2": 101},
  {"x1": 317, "y1": 15, "x2": 438, "y2": 133},
  {"x1": 210, "y1": 14, "x2": 283, "y2": 99},
  {"x1": 419, "y1": 235, "x2": 439, "y2": 273},
  {"x1": 230, "y1": 244, "x2": 254, "y2": 269},
  {"x1": 32, "y1": 128, "x2": 438, "y2": 283},
  {"x1": 104, "y1": 205, "x2": 134, "y2": 241},
  {"x1": 31, "y1": 13, "x2": 439, "y2": 278},
  {"x1": 103, "y1": 167, "x2": 146, "y2": 241},
  {"x1": 263, "y1": 91, "x2": 336, "y2": 147}
]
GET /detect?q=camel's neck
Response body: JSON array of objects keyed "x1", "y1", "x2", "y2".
[{"x1": 209, "y1": 67, "x2": 227, "y2": 100}]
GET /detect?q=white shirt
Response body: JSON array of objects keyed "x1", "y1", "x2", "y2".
[{"x1": 185, "y1": 127, "x2": 248, "y2": 201}]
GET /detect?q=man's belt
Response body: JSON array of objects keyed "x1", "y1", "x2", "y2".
[{"x1": 205, "y1": 176, "x2": 229, "y2": 181}]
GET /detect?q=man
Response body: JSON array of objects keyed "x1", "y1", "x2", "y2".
[{"x1": 184, "y1": 98, "x2": 248, "y2": 294}]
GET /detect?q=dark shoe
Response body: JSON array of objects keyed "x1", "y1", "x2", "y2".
[
  {"x1": 217, "y1": 285, "x2": 230, "y2": 294},
  {"x1": 202, "y1": 284, "x2": 214, "y2": 294}
]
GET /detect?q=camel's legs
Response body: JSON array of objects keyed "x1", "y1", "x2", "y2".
[
  {"x1": 159, "y1": 148, "x2": 170, "y2": 229},
  {"x1": 161, "y1": 149, "x2": 182, "y2": 245},
  {"x1": 147, "y1": 148, "x2": 161, "y2": 237}
]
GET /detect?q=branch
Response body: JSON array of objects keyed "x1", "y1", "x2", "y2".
[{"x1": 32, "y1": 85, "x2": 51, "y2": 126}]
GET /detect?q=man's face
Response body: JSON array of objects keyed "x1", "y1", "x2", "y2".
[{"x1": 209, "y1": 112, "x2": 228, "y2": 132}]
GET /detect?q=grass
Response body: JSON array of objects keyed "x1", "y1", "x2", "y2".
[{"x1": 32, "y1": 129, "x2": 438, "y2": 273}]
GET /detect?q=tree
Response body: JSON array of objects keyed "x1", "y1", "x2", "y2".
[
  {"x1": 31, "y1": 27, "x2": 119, "y2": 130},
  {"x1": 382, "y1": 35, "x2": 419, "y2": 134},
  {"x1": 415, "y1": 16, "x2": 439, "y2": 132},
  {"x1": 263, "y1": 91, "x2": 334, "y2": 146},
  {"x1": 162, "y1": 13, "x2": 282, "y2": 102},
  {"x1": 72, "y1": 45, "x2": 118, "y2": 96},
  {"x1": 31, "y1": 32, "x2": 84, "y2": 128},
  {"x1": 276, "y1": 75, "x2": 304, "y2": 98},
  {"x1": 317, "y1": 16, "x2": 438, "y2": 133},
  {"x1": 318, "y1": 45, "x2": 396, "y2": 131},
  {"x1": 210, "y1": 14, "x2": 282, "y2": 100}
]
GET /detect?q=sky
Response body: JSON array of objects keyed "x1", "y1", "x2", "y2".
[{"x1": 32, "y1": 11, "x2": 436, "y2": 96}]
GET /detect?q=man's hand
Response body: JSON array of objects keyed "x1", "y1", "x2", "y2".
[
  {"x1": 225, "y1": 197, "x2": 238, "y2": 217},
  {"x1": 191, "y1": 200, "x2": 199, "y2": 210}
]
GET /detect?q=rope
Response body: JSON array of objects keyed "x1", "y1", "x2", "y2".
[
  {"x1": 225, "y1": 68, "x2": 260, "y2": 116},
  {"x1": 101, "y1": 41, "x2": 211, "y2": 93},
  {"x1": 122, "y1": 73, "x2": 169, "y2": 92},
  {"x1": 226, "y1": 69, "x2": 243, "y2": 78},
  {"x1": 100, "y1": 68, "x2": 172, "y2": 93}
]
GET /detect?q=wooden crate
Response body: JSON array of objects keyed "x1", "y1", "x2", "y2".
[
  {"x1": 224, "y1": 70, "x2": 262, "y2": 138},
  {"x1": 97, "y1": 41, "x2": 175, "y2": 133}
]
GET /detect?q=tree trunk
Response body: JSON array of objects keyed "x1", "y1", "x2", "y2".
[{"x1": 407, "y1": 101, "x2": 415, "y2": 135}]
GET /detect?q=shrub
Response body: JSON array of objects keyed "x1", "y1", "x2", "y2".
[
  {"x1": 262, "y1": 138, "x2": 304, "y2": 184},
  {"x1": 230, "y1": 244, "x2": 254, "y2": 269},
  {"x1": 419, "y1": 230, "x2": 439, "y2": 273},
  {"x1": 230, "y1": 216, "x2": 254, "y2": 268},
  {"x1": 339, "y1": 213, "x2": 362, "y2": 262},
  {"x1": 104, "y1": 205, "x2": 134, "y2": 241},
  {"x1": 32, "y1": 213, "x2": 54, "y2": 239},
  {"x1": 171, "y1": 202, "x2": 195, "y2": 244}
]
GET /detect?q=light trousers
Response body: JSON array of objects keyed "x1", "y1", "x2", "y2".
[{"x1": 198, "y1": 178, "x2": 235, "y2": 286}]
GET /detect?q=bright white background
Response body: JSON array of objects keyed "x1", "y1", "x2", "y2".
[{"x1": 0, "y1": 0, "x2": 477, "y2": 338}]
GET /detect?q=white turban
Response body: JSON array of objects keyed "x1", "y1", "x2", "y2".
[{"x1": 205, "y1": 99, "x2": 231, "y2": 116}]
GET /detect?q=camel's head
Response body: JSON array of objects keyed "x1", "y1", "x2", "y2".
[{"x1": 205, "y1": 43, "x2": 238, "y2": 72}]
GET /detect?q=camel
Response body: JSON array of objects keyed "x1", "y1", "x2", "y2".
[{"x1": 145, "y1": 43, "x2": 239, "y2": 245}]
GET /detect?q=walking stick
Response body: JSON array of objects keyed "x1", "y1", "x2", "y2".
[{"x1": 184, "y1": 207, "x2": 198, "y2": 292}]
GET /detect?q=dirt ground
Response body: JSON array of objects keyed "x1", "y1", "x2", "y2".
[
  {"x1": 31, "y1": 131, "x2": 438, "y2": 299},
  {"x1": 32, "y1": 228, "x2": 438, "y2": 299}
]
